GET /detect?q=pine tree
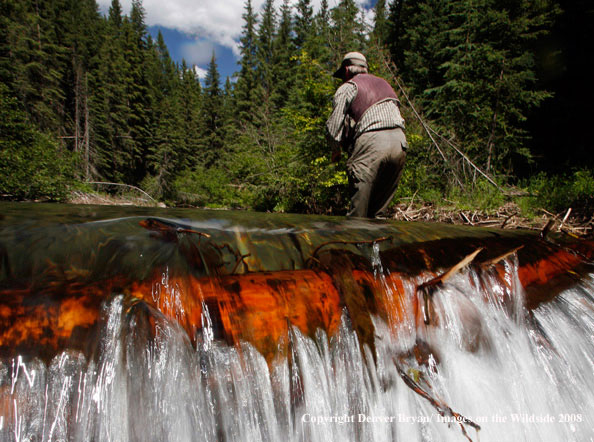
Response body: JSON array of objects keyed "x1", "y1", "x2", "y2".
[
  {"x1": 255, "y1": 0, "x2": 277, "y2": 103},
  {"x1": 124, "y1": 0, "x2": 151, "y2": 183},
  {"x1": 389, "y1": 0, "x2": 559, "y2": 174},
  {"x1": 235, "y1": 0, "x2": 258, "y2": 123},
  {"x1": 387, "y1": 0, "x2": 452, "y2": 103},
  {"x1": 272, "y1": 0, "x2": 296, "y2": 109},
  {"x1": 108, "y1": 0, "x2": 122, "y2": 28},
  {"x1": 294, "y1": 0, "x2": 313, "y2": 50},
  {"x1": 141, "y1": 31, "x2": 187, "y2": 198},
  {"x1": 0, "y1": 0, "x2": 16, "y2": 86},
  {"x1": 372, "y1": 0, "x2": 388, "y2": 44},
  {"x1": 309, "y1": 0, "x2": 332, "y2": 66},
  {"x1": 178, "y1": 60, "x2": 204, "y2": 170},
  {"x1": 202, "y1": 52, "x2": 223, "y2": 168},
  {"x1": 7, "y1": 0, "x2": 67, "y2": 133},
  {"x1": 91, "y1": 0, "x2": 133, "y2": 183},
  {"x1": 329, "y1": 0, "x2": 366, "y2": 64},
  {"x1": 58, "y1": 0, "x2": 101, "y2": 161}
]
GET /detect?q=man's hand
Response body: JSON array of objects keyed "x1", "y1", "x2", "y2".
[{"x1": 331, "y1": 148, "x2": 341, "y2": 163}]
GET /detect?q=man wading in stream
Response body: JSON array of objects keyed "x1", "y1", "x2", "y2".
[{"x1": 326, "y1": 52, "x2": 408, "y2": 218}]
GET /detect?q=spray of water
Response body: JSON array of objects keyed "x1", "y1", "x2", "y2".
[{"x1": 1, "y1": 251, "x2": 593, "y2": 442}]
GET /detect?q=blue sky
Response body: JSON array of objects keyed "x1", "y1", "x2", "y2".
[
  {"x1": 147, "y1": 26, "x2": 239, "y2": 80},
  {"x1": 98, "y1": 0, "x2": 376, "y2": 81}
]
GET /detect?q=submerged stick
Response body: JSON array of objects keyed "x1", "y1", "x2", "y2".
[
  {"x1": 395, "y1": 363, "x2": 480, "y2": 442},
  {"x1": 140, "y1": 218, "x2": 211, "y2": 238},
  {"x1": 306, "y1": 236, "x2": 391, "y2": 267}
]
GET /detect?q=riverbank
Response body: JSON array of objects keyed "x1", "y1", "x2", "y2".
[
  {"x1": 388, "y1": 201, "x2": 593, "y2": 238},
  {"x1": 68, "y1": 189, "x2": 166, "y2": 208},
  {"x1": 62, "y1": 190, "x2": 592, "y2": 239}
]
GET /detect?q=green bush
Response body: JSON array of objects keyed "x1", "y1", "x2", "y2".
[
  {"x1": 524, "y1": 170, "x2": 594, "y2": 215},
  {"x1": 0, "y1": 85, "x2": 75, "y2": 200},
  {"x1": 173, "y1": 166, "x2": 253, "y2": 208},
  {"x1": 446, "y1": 178, "x2": 507, "y2": 212},
  {"x1": 393, "y1": 132, "x2": 447, "y2": 205}
]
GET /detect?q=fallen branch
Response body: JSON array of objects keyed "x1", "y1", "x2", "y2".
[
  {"x1": 559, "y1": 208, "x2": 572, "y2": 232},
  {"x1": 308, "y1": 236, "x2": 392, "y2": 264},
  {"x1": 381, "y1": 54, "x2": 505, "y2": 196},
  {"x1": 381, "y1": 58, "x2": 465, "y2": 190},
  {"x1": 427, "y1": 126, "x2": 506, "y2": 194},
  {"x1": 86, "y1": 181, "x2": 156, "y2": 202},
  {"x1": 395, "y1": 363, "x2": 480, "y2": 441},
  {"x1": 479, "y1": 246, "x2": 524, "y2": 268},
  {"x1": 417, "y1": 248, "x2": 483, "y2": 324}
]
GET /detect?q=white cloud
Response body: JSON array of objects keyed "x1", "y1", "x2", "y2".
[
  {"x1": 97, "y1": 0, "x2": 375, "y2": 55},
  {"x1": 193, "y1": 65, "x2": 208, "y2": 79},
  {"x1": 97, "y1": 0, "x2": 249, "y2": 54},
  {"x1": 180, "y1": 40, "x2": 215, "y2": 66}
]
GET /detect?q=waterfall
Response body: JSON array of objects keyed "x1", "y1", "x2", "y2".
[{"x1": 0, "y1": 203, "x2": 593, "y2": 441}]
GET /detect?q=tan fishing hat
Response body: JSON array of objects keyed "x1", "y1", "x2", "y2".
[{"x1": 333, "y1": 52, "x2": 368, "y2": 78}]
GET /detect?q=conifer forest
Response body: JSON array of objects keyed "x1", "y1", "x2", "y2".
[{"x1": 1, "y1": 0, "x2": 593, "y2": 217}]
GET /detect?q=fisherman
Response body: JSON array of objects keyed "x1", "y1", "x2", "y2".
[{"x1": 326, "y1": 52, "x2": 408, "y2": 218}]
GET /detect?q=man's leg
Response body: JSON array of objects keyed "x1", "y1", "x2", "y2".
[
  {"x1": 347, "y1": 128, "x2": 407, "y2": 218},
  {"x1": 346, "y1": 132, "x2": 378, "y2": 217},
  {"x1": 368, "y1": 128, "x2": 407, "y2": 218}
]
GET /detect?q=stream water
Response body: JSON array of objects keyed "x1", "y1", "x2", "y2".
[{"x1": 0, "y1": 203, "x2": 593, "y2": 441}]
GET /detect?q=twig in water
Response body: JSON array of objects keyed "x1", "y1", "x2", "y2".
[
  {"x1": 139, "y1": 218, "x2": 211, "y2": 239},
  {"x1": 479, "y1": 246, "x2": 524, "y2": 268},
  {"x1": 417, "y1": 248, "x2": 483, "y2": 324},
  {"x1": 395, "y1": 362, "x2": 480, "y2": 442},
  {"x1": 231, "y1": 253, "x2": 252, "y2": 274},
  {"x1": 307, "y1": 236, "x2": 392, "y2": 267}
]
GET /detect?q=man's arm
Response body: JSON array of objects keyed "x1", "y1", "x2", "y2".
[{"x1": 325, "y1": 82, "x2": 357, "y2": 162}]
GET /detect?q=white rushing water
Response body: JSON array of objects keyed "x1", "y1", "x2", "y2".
[{"x1": 1, "y1": 254, "x2": 593, "y2": 442}]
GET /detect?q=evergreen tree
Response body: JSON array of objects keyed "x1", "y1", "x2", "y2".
[
  {"x1": 294, "y1": 0, "x2": 313, "y2": 50},
  {"x1": 372, "y1": 0, "x2": 388, "y2": 44},
  {"x1": 142, "y1": 31, "x2": 185, "y2": 198},
  {"x1": 91, "y1": 0, "x2": 134, "y2": 183},
  {"x1": 108, "y1": 0, "x2": 123, "y2": 28},
  {"x1": 0, "y1": 0, "x2": 16, "y2": 86},
  {"x1": 145, "y1": 84, "x2": 184, "y2": 199},
  {"x1": 59, "y1": 0, "x2": 102, "y2": 173},
  {"x1": 7, "y1": 0, "x2": 66, "y2": 133},
  {"x1": 272, "y1": 0, "x2": 296, "y2": 109},
  {"x1": 220, "y1": 76, "x2": 237, "y2": 152},
  {"x1": 178, "y1": 60, "x2": 204, "y2": 171},
  {"x1": 235, "y1": 0, "x2": 258, "y2": 123},
  {"x1": 329, "y1": 0, "x2": 366, "y2": 64},
  {"x1": 255, "y1": 0, "x2": 277, "y2": 103},
  {"x1": 308, "y1": 0, "x2": 332, "y2": 67},
  {"x1": 124, "y1": 0, "x2": 151, "y2": 183},
  {"x1": 389, "y1": 0, "x2": 558, "y2": 174},
  {"x1": 202, "y1": 52, "x2": 223, "y2": 167}
]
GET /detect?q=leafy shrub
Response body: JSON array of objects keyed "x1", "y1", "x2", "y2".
[
  {"x1": 524, "y1": 170, "x2": 594, "y2": 215},
  {"x1": 0, "y1": 85, "x2": 75, "y2": 200},
  {"x1": 173, "y1": 166, "x2": 253, "y2": 208}
]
